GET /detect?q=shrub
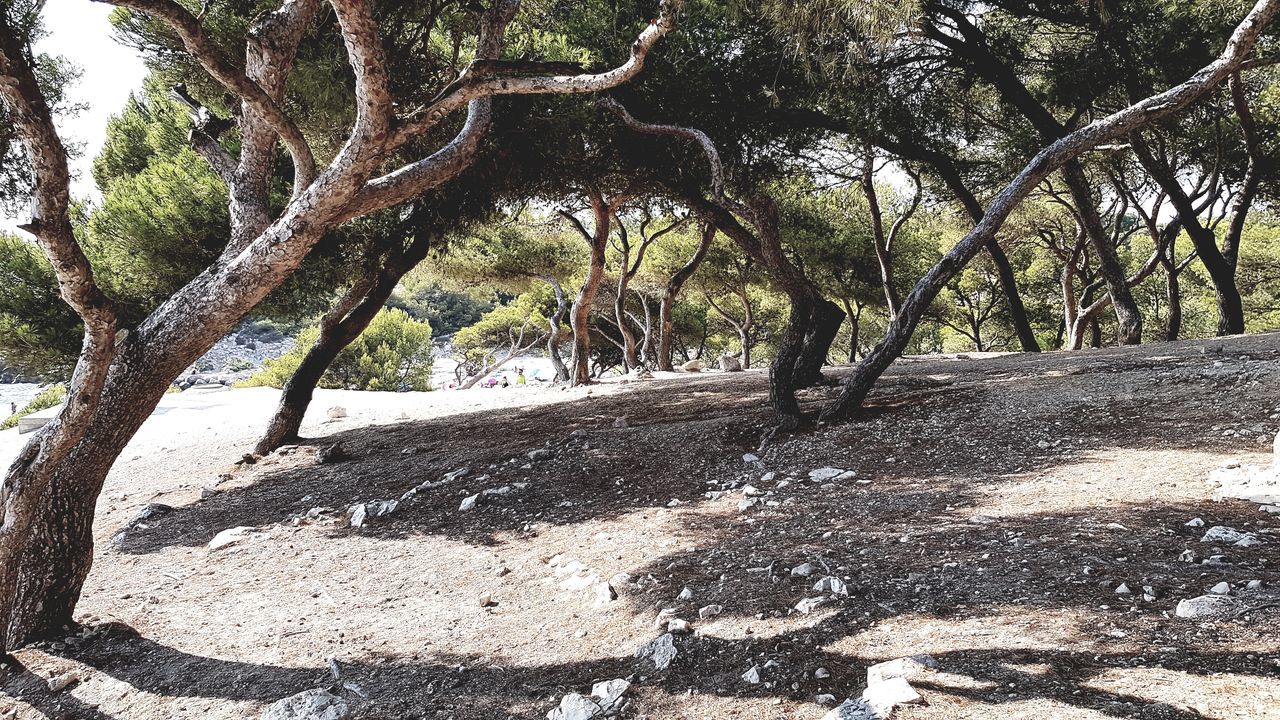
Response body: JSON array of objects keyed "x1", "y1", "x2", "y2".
[
  {"x1": 1, "y1": 383, "x2": 67, "y2": 430},
  {"x1": 243, "y1": 308, "x2": 434, "y2": 391}
]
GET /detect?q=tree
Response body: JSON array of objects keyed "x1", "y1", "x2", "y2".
[{"x1": 0, "y1": 0, "x2": 681, "y2": 651}]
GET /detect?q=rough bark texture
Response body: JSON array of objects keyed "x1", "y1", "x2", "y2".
[
  {"x1": 819, "y1": 0, "x2": 1280, "y2": 421},
  {"x1": 565, "y1": 195, "x2": 612, "y2": 386},
  {"x1": 0, "y1": 0, "x2": 681, "y2": 651}
]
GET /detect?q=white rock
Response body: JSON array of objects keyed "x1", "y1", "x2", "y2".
[
  {"x1": 743, "y1": 453, "x2": 760, "y2": 464},
  {"x1": 261, "y1": 689, "x2": 351, "y2": 720},
  {"x1": 1247, "y1": 579, "x2": 1264, "y2": 590},
  {"x1": 1185, "y1": 518, "x2": 1205, "y2": 527},
  {"x1": 208, "y1": 526, "x2": 256, "y2": 552},
  {"x1": 742, "y1": 485, "x2": 763, "y2": 497},
  {"x1": 46, "y1": 670, "x2": 82, "y2": 693},
  {"x1": 590, "y1": 678, "x2": 630, "y2": 713},
  {"x1": 737, "y1": 498, "x2": 758, "y2": 512},
  {"x1": 347, "y1": 504, "x2": 368, "y2": 529},
  {"x1": 560, "y1": 573, "x2": 600, "y2": 592},
  {"x1": 816, "y1": 693, "x2": 837, "y2": 706},
  {"x1": 326, "y1": 406, "x2": 347, "y2": 419},
  {"x1": 790, "y1": 562, "x2": 817, "y2": 577},
  {"x1": 968, "y1": 514, "x2": 997, "y2": 525},
  {"x1": 814, "y1": 576, "x2": 849, "y2": 596},
  {"x1": 794, "y1": 596, "x2": 829, "y2": 614},
  {"x1": 698, "y1": 604, "x2": 723, "y2": 619},
  {"x1": 677, "y1": 586, "x2": 694, "y2": 600},
  {"x1": 1201, "y1": 525, "x2": 1252, "y2": 544},
  {"x1": 1210, "y1": 581, "x2": 1232, "y2": 594},
  {"x1": 861, "y1": 677, "x2": 922, "y2": 716},
  {"x1": 1175, "y1": 594, "x2": 1240, "y2": 619},
  {"x1": 459, "y1": 494, "x2": 479, "y2": 511},
  {"x1": 741, "y1": 665, "x2": 762, "y2": 684},
  {"x1": 667, "y1": 618, "x2": 692, "y2": 634},
  {"x1": 815, "y1": 667, "x2": 831, "y2": 679},
  {"x1": 592, "y1": 581, "x2": 617, "y2": 606},
  {"x1": 545, "y1": 693, "x2": 600, "y2": 720},
  {"x1": 809, "y1": 467, "x2": 850, "y2": 481},
  {"x1": 1114, "y1": 583, "x2": 1131, "y2": 595},
  {"x1": 1236, "y1": 535, "x2": 1263, "y2": 547},
  {"x1": 866, "y1": 655, "x2": 938, "y2": 685}
]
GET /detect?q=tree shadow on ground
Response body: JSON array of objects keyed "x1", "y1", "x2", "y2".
[{"x1": 46, "y1": 335, "x2": 1280, "y2": 718}]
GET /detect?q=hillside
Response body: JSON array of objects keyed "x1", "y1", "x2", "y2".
[{"x1": 2, "y1": 333, "x2": 1279, "y2": 720}]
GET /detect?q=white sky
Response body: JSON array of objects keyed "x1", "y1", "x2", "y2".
[{"x1": 1, "y1": 0, "x2": 147, "y2": 233}]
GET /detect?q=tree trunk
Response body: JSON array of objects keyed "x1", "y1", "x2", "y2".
[
  {"x1": 545, "y1": 275, "x2": 570, "y2": 381},
  {"x1": 1062, "y1": 162, "x2": 1143, "y2": 345},
  {"x1": 566, "y1": 195, "x2": 611, "y2": 386},
  {"x1": 1166, "y1": 268, "x2": 1183, "y2": 341},
  {"x1": 793, "y1": 297, "x2": 844, "y2": 387},
  {"x1": 985, "y1": 241, "x2": 1040, "y2": 352},
  {"x1": 658, "y1": 222, "x2": 715, "y2": 371},
  {"x1": 842, "y1": 298, "x2": 861, "y2": 362}
]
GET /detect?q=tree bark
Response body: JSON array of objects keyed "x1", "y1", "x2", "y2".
[
  {"x1": 792, "y1": 297, "x2": 845, "y2": 387},
  {"x1": 565, "y1": 194, "x2": 612, "y2": 386},
  {"x1": 658, "y1": 222, "x2": 715, "y2": 371},
  {"x1": 545, "y1": 275, "x2": 570, "y2": 381},
  {"x1": 1061, "y1": 162, "x2": 1144, "y2": 344},
  {"x1": 0, "y1": 0, "x2": 682, "y2": 650}
]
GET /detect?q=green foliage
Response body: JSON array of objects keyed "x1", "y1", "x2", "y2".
[
  {"x1": 453, "y1": 290, "x2": 551, "y2": 369},
  {"x1": 0, "y1": 383, "x2": 66, "y2": 431},
  {"x1": 245, "y1": 309, "x2": 434, "y2": 392},
  {"x1": 0, "y1": 233, "x2": 81, "y2": 376}
]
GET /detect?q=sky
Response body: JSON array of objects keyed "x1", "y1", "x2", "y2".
[{"x1": 1, "y1": 0, "x2": 148, "y2": 232}]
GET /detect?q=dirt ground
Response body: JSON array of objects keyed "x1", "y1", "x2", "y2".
[{"x1": 3, "y1": 333, "x2": 1280, "y2": 720}]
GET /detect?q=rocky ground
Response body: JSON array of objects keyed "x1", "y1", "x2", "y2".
[{"x1": 2, "y1": 333, "x2": 1280, "y2": 720}]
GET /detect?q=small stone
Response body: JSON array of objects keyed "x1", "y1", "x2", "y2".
[
  {"x1": 1201, "y1": 525, "x2": 1251, "y2": 544},
  {"x1": 635, "y1": 633, "x2": 677, "y2": 670},
  {"x1": 743, "y1": 453, "x2": 760, "y2": 464},
  {"x1": 866, "y1": 655, "x2": 938, "y2": 685},
  {"x1": 1185, "y1": 518, "x2": 1205, "y2": 527},
  {"x1": 861, "y1": 677, "x2": 923, "y2": 716},
  {"x1": 698, "y1": 604, "x2": 723, "y2": 619},
  {"x1": 814, "y1": 576, "x2": 849, "y2": 596},
  {"x1": 816, "y1": 694, "x2": 837, "y2": 706},
  {"x1": 613, "y1": 416, "x2": 629, "y2": 429},
  {"x1": 794, "y1": 596, "x2": 829, "y2": 614},
  {"x1": 815, "y1": 667, "x2": 831, "y2": 679},
  {"x1": 316, "y1": 442, "x2": 349, "y2": 464},
  {"x1": 528, "y1": 448, "x2": 554, "y2": 461},
  {"x1": 1177, "y1": 549, "x2": 1197, "y2": 562},
  {"x1": 1114, "y1": 583, "x2": 1131, "y2": 595},
  {"x1": 737, "y1": 498, "x2": 757, "y2": 512},
  {"x1": 790, "y1": 562, "x2": 817, "y2": 577},
  {"x1": 742, "y1": 485, "x2": 763, "y2": 497},
  {"x1": 478, "y1": 591, "x2": 496, "y2": 607},
  {"x1": 208, "y1": 526, "x2": 256, "y2": 552},
  {"x1": 326, "y1": 406, "x2": 347, "y2": 419},
  {"x1": 1175, "y1": 594, "x2": 1240, "y2": 619},
  {"x1": 459, "y1": 494, "x2": 479, "y2": 511},
  {"x1": 260, "y1": 689, "x2": 351, "y2": 720},
  {"x1": 809, "y1": 467, "x2": 851, "y2": 481},
  {"x1": 46, "y1": 671, "x2": 81, "y2": 693},
  {"x1": 1210, "y1": 581, "x2": 1232, "y2": 594},
  {"x1": 741, "y1": 665, "x2": 762, "y2": 684},
  {"x1": 1248, "y1": 579, "x2": 1264, "y2": 590},
  {"x1": 677, "y1": 586, "x2": 694, "y2": 601},
  {"x1": 667, "y1": 618, "x2": 692, "y2": 634},
  {"x1": 968, "y1": 514, "x2": 997, "y2": 525}
]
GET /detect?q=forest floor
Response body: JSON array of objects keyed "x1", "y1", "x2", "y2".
[{"x1": 2, "y1": 333, "x2": 1280, "y2": 720}]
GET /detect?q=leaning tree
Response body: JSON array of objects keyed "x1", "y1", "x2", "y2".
[{"x1": 0, "y1": 0, "x2": 681, "y2": 650}]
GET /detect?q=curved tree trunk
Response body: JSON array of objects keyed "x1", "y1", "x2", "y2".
[
  {"x1": 792, "y1": 297, "x2": 845, "y2": 387},
  {"x1": 985, "y1": 241, "x2": 1040, "y2": 352},
  {"x1": 658, "y1": 222, "x2": 715, "y2": 371},
  {"x1": 565, "y1": 194, "x2": 611, "y2": 386},
  {"x1": 545, "y1": 275, "x2": 570, "y2": 381},
  {"x1": 1166, "y1": 267, "x2": 1183, "y2": 341},
  {"x1": 1062, "y1": 163, "x2": 1144, "y2": 345},
  {"x1": 842, "y1": 297, "x2": 862, "y2": 362}
]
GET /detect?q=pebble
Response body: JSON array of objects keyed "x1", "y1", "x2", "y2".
[
  {"x1": 698, "y1": 604, "x2": 723, "y2": 619},
  {"x1": 459, "y1": 494, "x2": 479, "y2": 511},
  {"x1": 1175, "y1": 594, "x2": 1240, "y2": 619},
  {"x1": 635, "y1": 633, "x2": 677, "y2": 670},
  {"x1": 208, "y1": 526, "x2": 256, "y2": 552},
  {"x1": 790, "y1": 563, "x2": 817, "y2": 577},
  {"x1": 1210, "y1": 581, "x2": 1232, "y2": 594},
  {"x1": 260, "y1": 689, "x2": 351, "y2": 720}
]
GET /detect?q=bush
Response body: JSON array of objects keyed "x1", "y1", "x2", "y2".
[
  {"x1": 243, "y1": 308, "x2": 434, "y2": 391},
  {"x1": 1, "y1": 383, "x2": 67, "y2": 430}
]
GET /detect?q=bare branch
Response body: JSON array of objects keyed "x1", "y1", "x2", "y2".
[{"x1": 598, "y1": 96, "x2": 724, "y2": 199}]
